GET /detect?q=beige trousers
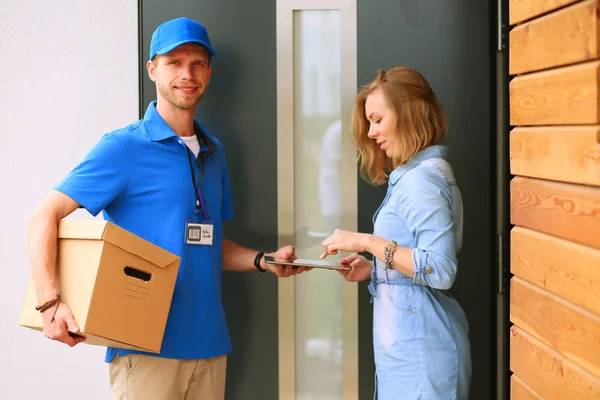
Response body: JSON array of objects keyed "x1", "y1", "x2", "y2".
[{"x1": 109, "y1": 354, "x2": 227, "y2": 400}]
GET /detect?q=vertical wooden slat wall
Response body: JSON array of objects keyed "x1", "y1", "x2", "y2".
[{"x1": 508, "y1": 1, "x2": 600, "y2": 399}]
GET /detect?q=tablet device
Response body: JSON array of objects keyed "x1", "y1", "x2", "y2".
[{"x1": 264, "y1": 255, "x2": 352, "y2": 271}]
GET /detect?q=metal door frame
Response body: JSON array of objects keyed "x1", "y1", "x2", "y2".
[{"x1": 276, "y1": 1, "x2": 358, "y2": 398}]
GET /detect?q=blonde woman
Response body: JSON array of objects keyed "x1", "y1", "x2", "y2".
[{"x1": 321, "y1": 67, "x2": 471, "y2": 399}]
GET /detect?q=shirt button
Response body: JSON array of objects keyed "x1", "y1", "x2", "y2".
[
  {"x1": 178, "y1": 139, "x2": 183, "y2": 144},
  {"x1": 412, "y1": 308, "x2": 417, "y2": 313},
  {"x1": 425, "y1": 266, "x2": 433, "y2": 274}
]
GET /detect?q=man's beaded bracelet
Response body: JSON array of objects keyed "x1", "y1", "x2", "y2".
[{"x1": 35, "y1": 294, "x2": 61, "y2": 313}]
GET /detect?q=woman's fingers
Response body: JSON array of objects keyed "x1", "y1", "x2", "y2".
[{"x1": 319, "y1": 244, "x2": 338, "y2": 259}]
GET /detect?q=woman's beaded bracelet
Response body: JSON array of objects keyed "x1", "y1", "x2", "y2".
[{"x1": 384, "y1": 240, "x2": 397, "y2": 270}]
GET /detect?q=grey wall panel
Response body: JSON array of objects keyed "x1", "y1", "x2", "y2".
[
  {"x1": 141, "y1": 1, "x2": 279, "y2": 399},
  {"x1": 356, "y1": 1, "x2": 493, "y2": 399}
]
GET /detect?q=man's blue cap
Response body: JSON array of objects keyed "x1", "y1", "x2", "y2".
[{"x1": 149, "y1": 17, "x2": 216, "y2": 61}]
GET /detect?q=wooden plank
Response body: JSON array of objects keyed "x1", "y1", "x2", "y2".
[
  {"x1": 509, "y1": 0, "x2": 582, "y2": 25},
  {"x1": 509, "y1": 61, "x2": 600, "y2": 126},
  {"x1": 511, "y1": 226, "x2": 600, "y2": 316},
  {"x1": 511, "y1": 374, "x2": 544, "y2": 399},
  {"x1": 510, "y1": 277, "x2": 600, "y2": 377},
  {"x1": 510, "y1": 326, "x2": 600, "y2": 400},
  {"x1": 510, "y1": 1, "x2": 600, "y2": 74},
  {"x1": 510, "y1": 126, "x2": 600, "y2": 186},
  {"x1": 510, "y1": 176, "x2": 600, "y2": 248}
]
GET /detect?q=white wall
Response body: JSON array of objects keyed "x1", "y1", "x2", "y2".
[{"x1": 0, "y1": 0, "x2": 139, "y2": 398}]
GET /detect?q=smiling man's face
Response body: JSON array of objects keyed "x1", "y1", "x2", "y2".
[{"x1": 147, "y1": 43, "x2": 212, "y2": 111}]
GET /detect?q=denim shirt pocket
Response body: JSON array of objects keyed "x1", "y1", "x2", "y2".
[{"x1": 377, "y1": 284, "x2": 425, "y2": 341}]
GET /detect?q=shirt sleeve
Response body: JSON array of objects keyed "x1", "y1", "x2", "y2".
[
  {"x1": 55, "y1": 133, "x2": 128, "y2": 216},
  {"x1": 396, "y1": 167, "x2": 458, "y2": 290}
]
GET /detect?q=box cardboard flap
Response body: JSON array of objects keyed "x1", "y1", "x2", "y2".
[
  {"x1": 101, "y1": 222, "x2": 180, "y2": 268},
  {"x1": 58, "y1": 219, "x2": 110, "y2": 239},
  {"x1": 58, "y1": 220, "x2": 180, "y2": 268}
]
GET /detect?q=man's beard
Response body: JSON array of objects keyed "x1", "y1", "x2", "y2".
[{"x1": 158, "y1": 82, "x2": 202, "y2": 110}]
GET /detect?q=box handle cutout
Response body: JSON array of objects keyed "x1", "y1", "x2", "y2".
[{"x1": 124, "y1": 266, "x2": 152, "y2": 282}]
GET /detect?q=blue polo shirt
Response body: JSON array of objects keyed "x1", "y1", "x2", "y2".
[{"x1": 55, "y1": 102, "x2": 234, "y2": 361}]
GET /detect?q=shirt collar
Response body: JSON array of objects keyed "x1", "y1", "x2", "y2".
[
  {"x1": 143, "y1": 101, "x2": 217, "y2": 158},
  {"x1": 389, "y1": 145, "x2": 449, "y2": 185}
]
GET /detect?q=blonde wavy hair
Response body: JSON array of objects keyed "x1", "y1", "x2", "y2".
[{"x1": 352, "y1": 67, "x2": 448, "y2": 185}]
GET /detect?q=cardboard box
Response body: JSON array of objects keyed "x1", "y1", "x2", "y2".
[{"x1": 20, "y1": 220, "x2": 180, "y2": 353}]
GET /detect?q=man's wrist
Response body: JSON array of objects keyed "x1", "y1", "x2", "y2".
[
  {"x1": 253, "y1": 251, "x2": 267, "y2": 273},
  {"x1": 259, "y1": 256, "x2": 270, "y2": 273},
  {"x1": 35, "y1": 283, "x2": 59, "y2": 305}
]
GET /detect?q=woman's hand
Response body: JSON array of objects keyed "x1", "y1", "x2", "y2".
[
  {"x1": 320, "y1": 229, "x2": 371, "y2": 258},
  {"x1": 337, "y1": 253, "x2": 372, "y2": 282}
]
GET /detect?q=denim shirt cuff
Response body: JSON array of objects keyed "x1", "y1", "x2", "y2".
[{"x1": 412, "y1": 248, "x2": 430, "y2": 286}]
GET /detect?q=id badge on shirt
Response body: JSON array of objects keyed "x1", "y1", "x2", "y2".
[{"x1": 185, "y1": 220, "x2": 214, "y2": 245}]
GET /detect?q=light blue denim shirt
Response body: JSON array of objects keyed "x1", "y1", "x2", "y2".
[
  {"x1": 372, "y1": 144, "x2": 463, "y2": 288},
  {"x1": 369, "y1": 145, "x2": 471, "y2": 400}
]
